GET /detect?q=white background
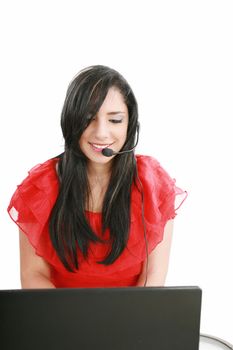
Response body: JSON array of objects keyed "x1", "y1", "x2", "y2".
[{"x1": 0, "y1": 0, "x2": 232, "y2": 344}]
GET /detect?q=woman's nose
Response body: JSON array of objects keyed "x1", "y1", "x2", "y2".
[{"x1": 94, "y1": 119, "x2": 109, "y2": 140}]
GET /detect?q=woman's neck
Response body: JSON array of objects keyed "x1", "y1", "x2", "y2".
[
  {"x1": 87, "y1": 161, "x2": 112, "y2": 183},
  {"x1": 86, "y1": 161, "x2": 112, "y2": 212}
]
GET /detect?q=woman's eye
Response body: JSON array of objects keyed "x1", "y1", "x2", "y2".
[{"x1": 109, "y1": 119, "x2": 122, "y2": 124}]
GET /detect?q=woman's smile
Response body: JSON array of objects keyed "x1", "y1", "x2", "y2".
[{"x1": 89, "y1": 142, "x2": 114, "y2": 153}]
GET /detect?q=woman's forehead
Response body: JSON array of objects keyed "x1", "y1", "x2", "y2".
[{"x1": 98, "y1": 87, "x2": 127, "y2": 113}]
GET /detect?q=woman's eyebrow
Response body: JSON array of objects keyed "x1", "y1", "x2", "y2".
[{"x1": 107, "y1": 111, "x2": 126, "y2": 115}]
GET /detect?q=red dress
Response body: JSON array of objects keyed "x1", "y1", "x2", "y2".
[{"x1": 7, "y1": 155, "x2": 186, "y2": 288}]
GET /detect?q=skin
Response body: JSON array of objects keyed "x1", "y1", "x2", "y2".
[{"x1": 19, "y1": 87, "x2": 173, "y2": 288}]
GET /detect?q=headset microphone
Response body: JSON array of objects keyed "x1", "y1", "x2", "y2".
[
  {"x1": 101, "y1": 148, "x2": 116, "y2": 157},
  {"x1": 101, "y1": 123, "x2": 140, "y2": 157},
  {"x1": 101, "y1": 146, "x2": 136, "y2": 157}
]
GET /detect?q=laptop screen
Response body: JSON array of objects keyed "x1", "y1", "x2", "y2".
[{"x1": 0, "y1": 286, "x2": 202, "y2": 350}]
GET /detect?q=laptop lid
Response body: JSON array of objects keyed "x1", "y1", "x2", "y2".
[{"x1": 0, "y1": 286, "x2": 202, "y2": 350}]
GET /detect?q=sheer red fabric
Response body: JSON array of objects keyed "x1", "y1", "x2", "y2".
[{"x1": 8, "y1": 155, "x2": 187, "y2": 287}]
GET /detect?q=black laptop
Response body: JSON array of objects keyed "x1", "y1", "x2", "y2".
[{"x1": 0, "y1": 286, "x2": 202, "y2": 350}]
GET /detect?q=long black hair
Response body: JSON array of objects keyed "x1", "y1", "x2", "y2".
[{"x1": 49, "y1": 65, "x2": 139, "y2": 271}]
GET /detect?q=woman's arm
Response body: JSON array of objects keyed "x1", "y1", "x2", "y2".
[
  {"x1": 19, "y1": 229, "x2": 55, "y2": 288},
  {"x1": 136, "y1": 220, "x2": 174, "y2": 287}
]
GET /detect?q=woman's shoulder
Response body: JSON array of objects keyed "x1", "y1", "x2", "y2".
[
  {"x1": 133, "y1": 153, "x2": 187, "y2": 222},
  {"x1": 8, "y1": 156, "x2": 60, "y2": 222},
  {"x1": 20, "y1": 156, "x2": 60, "y2": 199},
  {"x1": 26, "y1": 156, "x2": 59, "y2": 178},
  {"x1": 135, "y1": 154, "x2": 160, "y2": 167},
  {"x1": 135, "y1": 154, "x2": 174, "y2": 188},
  {"x1": 18, "y1": 156, "x2": 60, "y2": 192},
  {"x1": 19, "y1": 157, "x2": 59, "y2": 187}
]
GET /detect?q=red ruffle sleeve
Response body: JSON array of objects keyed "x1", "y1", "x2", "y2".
[
  {"x1": 7, "y1": 158, "x2": 63, "y2": 270},
  {"x1": 125, "y1": 155, "x2": 187, "y2": 263}
]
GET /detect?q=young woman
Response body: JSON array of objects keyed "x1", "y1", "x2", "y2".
[{"x1": 8, "y1": 65, "x2": 186, "y2": 288}]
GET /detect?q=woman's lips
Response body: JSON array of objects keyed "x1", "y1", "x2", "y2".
[{"x1": 89, "y1": 142, "x2": 113, "y2": 153}]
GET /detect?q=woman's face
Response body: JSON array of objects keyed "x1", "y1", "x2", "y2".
[{"x1": 79, "y1": 87, "x2": 129, "y2": 167}]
